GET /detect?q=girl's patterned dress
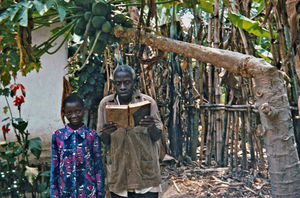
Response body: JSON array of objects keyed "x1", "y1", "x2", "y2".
[{"x1": 50, "y1": 124, "x2": 105, "y2": 198}]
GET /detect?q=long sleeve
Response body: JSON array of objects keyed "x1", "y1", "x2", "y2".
[
  {"x1": 150, "y1": 99, "x2": 163, "y2": 131},
  {"x1": 50, "y1": 133, "x2": 60, "y2": 197},
  {"x1": 97, "y1": 99, "x2": 106, "y2": 133},
  {"x1": 93, "y1": 132, "x2": 105, "y2": 197}
]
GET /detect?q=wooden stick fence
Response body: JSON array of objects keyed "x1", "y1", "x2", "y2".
[{"x1": 182, "y1": 104, "x2": 298, "y2": 170}]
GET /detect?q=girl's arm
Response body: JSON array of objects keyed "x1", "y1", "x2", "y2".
[
  {"x1": 50, "y1": 133, "x2": 60, "y2": 197},
  {"x1": 93, "y1": 132, "x2": 105, "y2": 197}
]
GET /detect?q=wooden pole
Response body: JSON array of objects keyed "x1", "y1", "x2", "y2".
[
  {"x1": 241, "y1": 112, "x2": 248, "y2": 170},
  {"x1": 224, "y1": 111, "x2": 232, "y2": 166}
]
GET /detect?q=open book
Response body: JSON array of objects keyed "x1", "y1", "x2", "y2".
[{"x1": 105, "y1": 100, "x2": 151, "y2": 128}]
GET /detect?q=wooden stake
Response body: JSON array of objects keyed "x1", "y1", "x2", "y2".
[
  {"x1": 241, "y1": 112, "x2": 247, "y2": 170},
  {"x1": 234, "y1": 111, "x2": 239, "y2": 168},
  {"x1": 224, "y1": 111, "x2": 231, "y2": 166},
  {"x1": 230, "y1": 112, "x2": 235, "y2": 169},
  {"x1": 246, "y1": 109, "x2": 256, "y2": 169}
]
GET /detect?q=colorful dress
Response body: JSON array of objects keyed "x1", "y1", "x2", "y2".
[{"x1": 50, "y1": 124, "x2": 105, "y2": 198}]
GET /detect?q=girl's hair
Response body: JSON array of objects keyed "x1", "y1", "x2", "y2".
[
  {"x1": 113, "y1": 65, "x2": 136, "y2": 81},
  {"x1": 62, "y1": 93, "x2": 84, "y2": 109}
]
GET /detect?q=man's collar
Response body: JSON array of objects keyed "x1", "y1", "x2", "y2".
[
  {"x1": 110, "y1": 90, "x2": 142, "y2": 104},
  {"x1": 131, "y1": 90, "x2": 142, "y2": 103}
]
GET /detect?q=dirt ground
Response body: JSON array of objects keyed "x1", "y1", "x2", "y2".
[{"x1": 159, "y1": 161, "x2": 271, "y2": 198}]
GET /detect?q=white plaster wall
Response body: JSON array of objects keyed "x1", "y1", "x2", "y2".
[{"x1": 0, "y1": 24, "x2": 67, "y2": 163}]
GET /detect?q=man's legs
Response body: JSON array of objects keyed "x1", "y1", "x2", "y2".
[
  {"x1": 110, "y1": 192, "x2": 124, "y2": 198},
  {"x1": 129, "y1": 192, "x2": 158, "y2": 198},
  {"x1": 110, "y1": 192, "x2": 159, "y2": 198}
]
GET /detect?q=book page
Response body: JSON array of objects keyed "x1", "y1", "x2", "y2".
[
  {"x1": 105, "y1": 101, "x2": 151, "y2": 128},
  {"x1": 129, "y1": 101, "x2": 151, "y2": 127},
  {"x1": 105, "y1": 105, "x2": 129, "y2": 128}
]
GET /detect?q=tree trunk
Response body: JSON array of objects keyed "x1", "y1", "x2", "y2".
[
  {"x1": 286, "y1": 0, "x2": 300, "y2": 158},
  {"x1": 114, "y1": 27, "x2": 300, "y2": 197},
  {"x1": 254, "y1": 70, "x2": 300, "y2": 197}
]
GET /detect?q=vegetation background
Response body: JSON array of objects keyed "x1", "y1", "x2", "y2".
[{"x1": 0, "y1": 0, "x2": 300, "y2": 197}]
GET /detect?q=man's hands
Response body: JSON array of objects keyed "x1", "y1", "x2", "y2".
[
  {"x1": 100, "y1": 122, "x2": 117, "y2": 145},
  {"x1": 139, "y1": 116, "x2": 156, "y2": 128},
  {"x1": 139, "y1": 116, "x2": 161, "y2": 141},
  {"x1": 103, "y1": 122, "x2": 117, "y2": 133},
  {"x1": 100, "y1": 117, "x2": 162, "y2": 144}
]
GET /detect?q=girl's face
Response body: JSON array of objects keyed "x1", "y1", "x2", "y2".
[{"x1": 64, "y1": 102, "x2": 84, "y2": 129}]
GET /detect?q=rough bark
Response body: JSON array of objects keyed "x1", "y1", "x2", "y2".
[
  {"x1": 286, "y1": 0, "x2": 300, "y2": 158},
  {"x1": 114, "y1": 27, "x2": 300, "y2": 197},
  {"x1": 213, "y1": 0, "x2": 223, "y2": 166},
  {"x1": 255, "y1": 70, "x2": 300, "y2": 197},
  {"x1": 114, "y1": 28, "x2": 273, "y2": 77}
]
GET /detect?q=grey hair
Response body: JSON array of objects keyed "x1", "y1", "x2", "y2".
[{"x1": 113, "y1": 65, "x2": 136, "y2": 80}]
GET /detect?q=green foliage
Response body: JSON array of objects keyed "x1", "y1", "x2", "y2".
[
  {"x1": 113, "y1": 14, "x2": 127, "y2": 24},
  {"x1": 94, "y1": 40, "x2": 107, "y2": 54},
  {"x1": 0, "y1": 88, "x2": 10, "y2": 97},
  {"x1": 0, "y1": 164, "x2": 50, "y2": 197},
  {"x1": 28, "y1": 137, "x2": 42, "y2": 159},
  {"x1": 68, "y1": 56, "x2": 105, "y2": 112},
  {"x1": 222, "y1": 0, "x2": 230, "y2": 7},
  {"x1": 159, "y1": 0, "x2": 213, "y2": 13},
  {"x1": 74, "y1": 18, "x2": 86, "y2": 36},
  {"x1": 99, "y1": 32, "x2": 110, "y2": 41},
  {"x1": 92, "y1": 16, "x2": 106, "y2": 29},
  {"x1": 196, "y1": 0, "x2": 214, "y2": 13},
  {"x1": 0, "y1": 23, "x2": 19, "y2": 86},
  {"x1": 0, "y1": 83, "x2": 48, "y2": 197},
  {"x1": 76, "y1": 17, "x2": 86, "y2": 28},
  {"x1": 12, "y1": 120, "x2": 28, "y2": 132},
  {"x1": 92, "y1": 1, "x2": 109, "y2": 16},
  {"x1": 0, "y1": 0, "x2": 70, "y2": 26},
  {"x1": 84, "y1": 11, "x2": 92, "y2": 21},
  {"x1": 254, "y1": 44, "x2": 272, "y2": 62},
  {"x1": 101, "y1": 21, "x2": 112, "y2": 33},
  {"x1": 74, "y1": 23, "x2": 85, "y2": 36},
  {"x1": 67, "y1": 0, "x2": 127, "y2": 56},
  {"x1": 76, "y1": 58, "x2": 105, "y2": 110},
  {"x1": 228, "y1": 11, "x2": 271, "y2": 37},
  {"x1": 0, "y1": 0, "x2": 71, "y2": 82},
  {"x1": 75, "y1": 0, "x2": 91, "y2": 9},
  {"x1": 0, "y1": 0, "x2": 132, "y2": 85}
]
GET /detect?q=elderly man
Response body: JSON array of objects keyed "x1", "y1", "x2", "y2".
[{"x1": 97, "y1": 65, "x2": 162, "y2": 198}]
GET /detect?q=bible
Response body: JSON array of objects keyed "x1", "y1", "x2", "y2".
[{"x1": 105, "y1": 100, "x2": 151, "y2": 128}]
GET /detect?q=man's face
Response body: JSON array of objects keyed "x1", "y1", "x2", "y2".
[{"x1": 114, "y1": 71, "x2": 135, "y2": 104}]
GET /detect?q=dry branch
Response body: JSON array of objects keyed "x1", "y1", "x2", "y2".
[{"x1": 114, "y1": 27, "x2": 275, "y2": 78}]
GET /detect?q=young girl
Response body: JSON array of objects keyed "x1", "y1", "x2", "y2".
[{"x1": 50, "y1": 94, "x2": 105, "y2": 197}]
